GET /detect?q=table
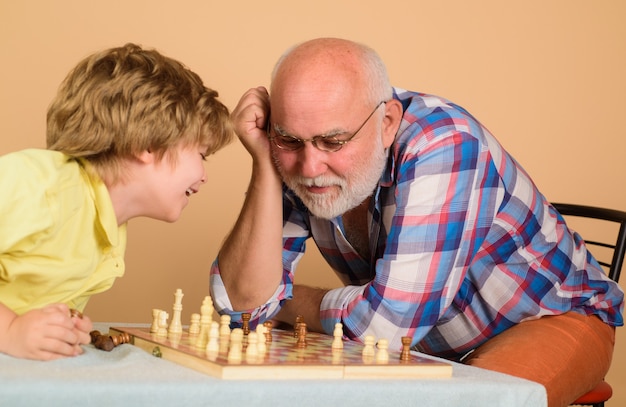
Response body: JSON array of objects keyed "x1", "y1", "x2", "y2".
[{"x1": 0, "y1": 323, "x2": 547, "y2": 407}]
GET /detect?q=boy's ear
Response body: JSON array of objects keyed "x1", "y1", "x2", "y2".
[{"x1": 136, "y1": 149, "x2": 155, "y2": 164}]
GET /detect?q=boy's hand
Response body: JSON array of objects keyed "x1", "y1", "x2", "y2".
[{"x1": 2, "y1": 303, "x2": 93, "y2": 361}]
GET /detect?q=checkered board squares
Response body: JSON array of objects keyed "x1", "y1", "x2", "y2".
[{"x1": 109, "y1": 326, "x2": 452, "y2": 380}]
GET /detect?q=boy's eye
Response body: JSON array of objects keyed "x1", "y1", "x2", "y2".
[{"x1": 200, "y1": 153, "x2": 207, "y2": 161}]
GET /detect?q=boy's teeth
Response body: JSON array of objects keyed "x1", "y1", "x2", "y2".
[{"x1": 186, "y1": 188, "x2": 193, "y2": 196}]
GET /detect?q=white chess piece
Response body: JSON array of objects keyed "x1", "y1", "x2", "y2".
[
  {"x1": 168, "y1": 288, "x2": 184, "y2": 335},
  {"x1": 376, "y1": 338, "x2": 389, "y2": 363},
  {"x1": 195, "y1": 296, "x2": 214, "y2": 348},
  {"x1": 200, "y1": 296, "x2": 214, "y2": 325},
  {"x1": 206, "y1": 321, "x2": 220, "y2": 356},
  {"x1": 188, "y1": 313, "x2": 201, "y2": 336},
  {"x1": 227, "y1": 328, "x2": 244, "y2": 363},
  {"x1": 219, "y1": 314, "x2": 231, "y2": 338},
  {"x1": 157, "y1": 310, "x2": 169, "y2": 337},
  {"x1": 256, "y1": 324, "x2": 267, "y2": 354},
  {"x1": 362, "y1": 335, "x2": 376, "y2": 357},
  {"x1": 150, "y1": 308, "x2": 162, "y2": 333},
  {"x1": 245, "y1": 332, "x2": 259, "y2": 363},
  {"x1": 331, "y1": 322, "x2": 344, "y2": 349}
]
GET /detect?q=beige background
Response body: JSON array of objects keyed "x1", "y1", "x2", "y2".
[{"x1": 1, "y1": 0, "x2": 624, "y2": 404}]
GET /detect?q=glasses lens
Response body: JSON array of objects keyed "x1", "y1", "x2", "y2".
[
  {"x1": 314, "y1": 137, "x2": 343, "y2": 152},
  {"x1": 275, "y1": 135, "x2": 303, "y2": 150}
]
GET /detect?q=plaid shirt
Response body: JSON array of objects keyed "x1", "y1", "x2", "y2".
[{"x1": 211, "y1": 88, "x2": 624, "y2": 359}]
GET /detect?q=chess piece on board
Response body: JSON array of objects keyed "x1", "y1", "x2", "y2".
[
  {"x1": 195, "y1": 323, "x2": 208, "y2": 349},
  {"x1": 294, "y1": 315, "x2": 304, "y2": 338},
  {"x1": 219, "y1": 314, "x2": 231, "y2": 343},
  {"x1": 206, "y1": 321, "x2": 220, "y2": 359},
  {"x1": 256, "y1": 324, "x2": 267, "y2": 354},
  {"x1": 296, "y1": 323, "x2": 307, "y2": 348},
  {"x1": 200, "y1": 296, "x2": 214, "y2": 325},
  {"x1": 331, "y1": 322, "x2": 344, "y2": 349},
  {"x1": 208, "y1": 321, "x2": 220, "y2": 346},
  {"x1": 241, "y1": 312, "x2": 251, "y2": 335},
  {"x1": 362, "y1": 335, "x2": 376, "y2": 357},
  {"x1": 157, "y1": 310, "x2": 169, "y2": 337},
  {"x1": 195, "y1": 297, "x2": 214, "y2": 349},
  {"x1": 168, "y1": 288, "x2": 184, "y2": 335},
  {"x1": 188, "y1": 313, "x2": 201, "y2": 336},
  {"x1": 331, "y1": 347, "x2": 343, "y2": 364},
  {"x1": 376, "y1": 338, "x2": 389, "y2": 363},
  {"x1": 150, "y1": 308, "x2": 162, "y2": 334},
  {"x1": 228, "y1": 328, "x2": 244, "y2": 363},
  {"x1": 263, "y1": 321, "x2": 273, "y2": 343},
  {"x1": 400, "y1": 336, "x2": 412, "y2": 362},
  {"x1": 246, "y1": 332, "x2": 259, "y2": 363}
]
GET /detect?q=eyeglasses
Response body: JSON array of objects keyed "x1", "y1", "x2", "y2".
[{"x1": 267, "y1": 101, "x2": 386, "y2": 152}]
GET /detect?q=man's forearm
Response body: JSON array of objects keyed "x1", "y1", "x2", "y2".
[{"x1": 218, "y1": 160, "x2": 284, "y2": 310}]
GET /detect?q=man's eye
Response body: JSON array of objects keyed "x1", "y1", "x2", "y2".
[
  {"x1": 319, "y1": 139, "x2": 342, "y2": 149},
  {"x1": 278, "y1": 136, "x2": 302, "y2": 147}
]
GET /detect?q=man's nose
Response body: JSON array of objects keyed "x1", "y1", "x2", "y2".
[{"x1": 297, "y1": 143, "x2": 328, "y2": 178}]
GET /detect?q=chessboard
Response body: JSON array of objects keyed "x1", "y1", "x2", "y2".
[
  {"x1": 104, "y1": 289, "x2": 452, "y2": 380},
  {"x1": 107, "y1": 325, "x2": 452, "y2": 380}
]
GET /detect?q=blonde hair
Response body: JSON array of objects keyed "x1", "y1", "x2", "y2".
[{"x1": 47, "y1": 43, "x2": 233, "y2": 182}]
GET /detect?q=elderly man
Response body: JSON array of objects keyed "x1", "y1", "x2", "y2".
[{"x1": 210, "y1": 38, "x2": 623, "y2": 407}]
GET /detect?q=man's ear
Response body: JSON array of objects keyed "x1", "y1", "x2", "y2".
[{"x1": 381, "y1": 99, "x2": 402, "y2": 148}]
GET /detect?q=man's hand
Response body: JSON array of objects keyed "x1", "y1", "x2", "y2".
[
  {"x1": 230, "y1": 86, "x2": 272, "y2": 160},
  {"x1": 0, "y1": 303, "x2": 93, "y2": 361},
  {"x1": 275, "y1": 285, "x2": 328, "y2": 334}
]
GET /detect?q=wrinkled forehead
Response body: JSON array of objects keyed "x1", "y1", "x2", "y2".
[
  {"x1": 272, "y1": 46, "x2": 368, "y2": 102},
  {"x1": 271, "y1": 70, "x2": 368, "y2": 123}
]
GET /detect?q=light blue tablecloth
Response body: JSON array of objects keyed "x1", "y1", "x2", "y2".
[{"x1": 0, "y1": 323, "x2": 546, "y2": 407}]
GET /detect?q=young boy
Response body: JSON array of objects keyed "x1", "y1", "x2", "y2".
[{"x1": 0, "y1": 43, "x2": 233, "y2": 361}]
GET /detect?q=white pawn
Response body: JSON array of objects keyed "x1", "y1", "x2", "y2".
[
  {"x1": 227, "y1": 328, "x2": 244, "y2": 363},
  {"x1": 245, "y1": 332, "x2": 259, "y2": 363},
  {"x1": 195, "y1": 316, "x2": 209, "y2": 349},
  {"x1": 195, "y1": 298, "x2": 213, "y2": 348},
  {"x1": 255, "y1": 324, "x2": 267, "y2": 354},
  {"x1": 376, "y1": 338, "x2": 389, "y2": 363},
  {"x1": 362, "y1": 335, "x2": 376, "y2": 357},
  {"x1": 219, "y1": 314, "x2": 231, "y2": 338},
  {"x1": 331, "y1": 322, "x2": 344, "y2": 349},
  {"x1": 206, "y1": 321, "x2": 220, "y2": 356},
  {"x1": 200, "y1": 296, "x2": 214, "y2": 325}
]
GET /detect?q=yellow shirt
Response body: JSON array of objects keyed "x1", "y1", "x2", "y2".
[{"x1": 0, "y1": 149, "x2": 126, "y2": 314}]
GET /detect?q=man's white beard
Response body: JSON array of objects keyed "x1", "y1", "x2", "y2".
[{"x1": 274, "y1": 136, "x2": 388, "y2": 220}]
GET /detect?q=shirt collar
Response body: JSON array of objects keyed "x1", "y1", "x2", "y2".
[
  {"x1": 379, "y1": 146, "x2": 396, "y2": 188},
  {"x1": 76, "y1": 158, "x2": 121, "y2": 248}
]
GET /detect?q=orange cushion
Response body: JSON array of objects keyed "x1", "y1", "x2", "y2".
[{"x1": 572, "y1": 380, "x2": 612, "y2": 404}]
